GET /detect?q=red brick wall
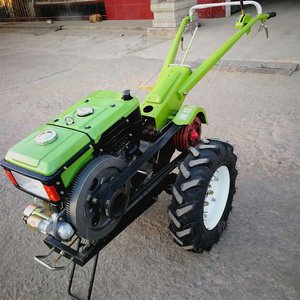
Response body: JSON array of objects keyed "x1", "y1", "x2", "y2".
[
  {"x1": 197, "y1": 0, "x2": 226, "y2": 18},
  {"x1": 105, "y1": 0, "x2": 153, "y2": 20}
]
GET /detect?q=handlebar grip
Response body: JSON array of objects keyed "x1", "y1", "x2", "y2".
[{"x1": 267, "y1": 12, "x2": 277, "y2": 19}]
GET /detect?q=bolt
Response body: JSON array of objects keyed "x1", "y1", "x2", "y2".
[
  {"x1": 92, "y1": 198, "x2": 98, "y2": 204},
  {"x1": 85, "y1": 125, "x2": 91, "y2": 129},
  {"x1": 56, "y1": 181, "x2": 60, "y2": 185},
  {"x1": 126, "y1": 119, "x2": 129, "y2": 122},
  {"x1": 211, "y1": 198, "x2": 216, "y2": 202},
  {"x1": 204, "y1": 201, "x2": 209, "y2": 206},
  {"x1": 60, "y1": 191, "x2": 64, "y2": 195},
  {"x1": 204, "y1": 213, "x2": 207, "y2": 218},
  {"x1": 208, "y1": 189, "x2": 214, "y2": 195}
]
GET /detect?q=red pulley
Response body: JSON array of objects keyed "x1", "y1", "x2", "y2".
[{"x1": 174, "y1": 116, "x2": 201, "y2": 152}]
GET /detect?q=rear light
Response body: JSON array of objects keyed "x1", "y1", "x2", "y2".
[
  {"x1": 4, "y1": 170, "x2": 17, "y2": 185},
  {"x1": 43, "y1": 185, "x2": 60, "y2": 202}
]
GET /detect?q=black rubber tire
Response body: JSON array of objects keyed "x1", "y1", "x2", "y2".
[{"x1": 168, "y1": 139, "x2": 237, "y2": 252}]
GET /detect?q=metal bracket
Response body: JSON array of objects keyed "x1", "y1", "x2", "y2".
[
  {"x1": 34, "y1": 247, "x2": 74, "y2": 271},
  {"x1": 258, "y1": 23, "x2": 268, "y2": 38}
]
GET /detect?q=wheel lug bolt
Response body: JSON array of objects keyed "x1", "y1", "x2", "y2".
[
  {"x1": 204, "y1": 201, "x2": 209, "y2": 206},
  {"x1": 204, "y1": 213, "x2": 207, "y2": 218},
  {"x1": 92, "y1": 197, "x2": 98, "y2": 204},
  {"x1": 208, "y1": 190, "x2": 214, "y2": 195},
  {"x1": 211, "y1": 198, "x2": 216, "y2": 202}
]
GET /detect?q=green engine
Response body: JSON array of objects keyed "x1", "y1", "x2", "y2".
[
  {"x1": 1, "y1": 90, "x2": 144, "y2": 241},
  {"x1": 2, "y1": 90, "x2": 141, "y2": 203}
]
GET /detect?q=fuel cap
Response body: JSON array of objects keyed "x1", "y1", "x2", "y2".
[
  {"x1": 35, "y1": 130, "x2": 57, "y2": 146},
  {"x1": 122, "y1": 90, "x2": 133, "y2": 101},
  {"x1": 77, "y1": 107, "x2": 94, "y2": 117}
]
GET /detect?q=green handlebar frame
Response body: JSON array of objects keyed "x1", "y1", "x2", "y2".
[
  {"x1": 169, "y1": 13, "x2": 270, "y2": 96},
  {"x1": 141, "y1": 11, "x2": 273, "y2": 130}
]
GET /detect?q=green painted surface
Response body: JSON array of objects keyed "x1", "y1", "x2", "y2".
[
  {"x1": 5, "y1": 125, "x2": 91, "y2": 176},
  {"x1": 4, "y1": 12, "x2": 272, "y2": 179},
  {"x1": 48, "y1": 90, "x2": 139, "y2": 144},
  {"x1": 158, "y1": 16, "x2": 191, "y2": 81},
  {"x1": 173, "y1": 105, "x2": 208, "y2": 126},
  {"x1": 5, "y1": 90, "x2": 139, "y2": 176},
  {"x1": 60, "y1": 147, "x2": 94, "y2": 188},
  {"x1": 141, "y1": 65, "x2": 191, "y2": 129}
]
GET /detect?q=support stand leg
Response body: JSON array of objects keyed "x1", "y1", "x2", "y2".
[{"x1": 68, "y1": 239, "x2": 100, "y2": 300}]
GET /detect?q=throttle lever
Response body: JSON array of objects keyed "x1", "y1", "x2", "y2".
[{"x1": 258, "y1": 23, "x2": 268, "y2": 39}]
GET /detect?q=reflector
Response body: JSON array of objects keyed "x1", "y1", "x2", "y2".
[
  {"x1": 4, "y1": 170, "x2": 17, "y2": 185},
  {"x1": 43, "y1": 185, "x2": 60, "y2": 202}
]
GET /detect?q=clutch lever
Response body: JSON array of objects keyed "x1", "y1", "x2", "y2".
[{"x1": 258, "y1": 23, "x2": 268, "y2": 38}]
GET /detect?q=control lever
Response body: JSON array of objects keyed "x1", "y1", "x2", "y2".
[{"x1": 258, "y1": 23, "x2": 268, "y2": 38}]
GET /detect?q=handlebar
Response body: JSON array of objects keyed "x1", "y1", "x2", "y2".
[
  {"x1": 267, "y1": 12, "x2": 277, "y2": 19},
  {"x1": 189, "y1": 1, "x2": 263, "y2": 17},
  {"x1": 159, "y1": 2, "x2": 277, "y2": 93}
]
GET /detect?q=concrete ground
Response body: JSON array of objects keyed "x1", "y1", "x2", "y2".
[{"x1": 0, "y1": 0, "x2": 299, "y2": 299}]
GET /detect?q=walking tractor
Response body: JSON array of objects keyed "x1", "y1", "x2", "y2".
[{"x1": 1, "y1": 1, "x2": 276, "y2": 299}]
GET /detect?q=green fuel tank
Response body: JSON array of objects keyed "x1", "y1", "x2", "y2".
[{"x1": 4, "y1": 90, "x2": 139, "y2": 177}]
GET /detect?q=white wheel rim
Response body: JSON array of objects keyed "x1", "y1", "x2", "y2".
[{"x1": 203, "y1": 165, "x2": 230, "y2": 230}]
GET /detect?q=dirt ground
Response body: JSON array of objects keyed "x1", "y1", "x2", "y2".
[{"x1": 0, "y1": 17, "x2": 299, "y2": 300}]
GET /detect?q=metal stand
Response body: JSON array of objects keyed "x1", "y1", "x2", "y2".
[
  {"x1": 65, "y1": 191, "x2": 159, "y2": 299},
  {"x1": 68, "y1": 238, "x2": 100, "y2": 300}
]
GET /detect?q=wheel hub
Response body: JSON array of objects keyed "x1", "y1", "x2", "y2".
[{"x1": 203, "y1": 165, "x2": 230, "y2": 230}]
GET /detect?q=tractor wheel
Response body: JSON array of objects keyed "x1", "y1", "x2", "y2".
[{"x1": 168, "y1": 139, "x2": 237, "y2": 252}]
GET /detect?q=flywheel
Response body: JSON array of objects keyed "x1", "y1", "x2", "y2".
[{"x1": 66, "y1": 155, "x2": 129, "y2": 241}]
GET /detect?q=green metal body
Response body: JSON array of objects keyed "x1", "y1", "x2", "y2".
[
  {"x1": 140, "y1": 65, "x2": 191, "y2": 129},
  {"x1": 5, "y1": 91, "x2": 139, "y2": 179},
  {"x1": 4, "y1": 11, "x2": 271, "y2": 186},
  {"x1": 5, "y1": 124, "x2": 91, "y2": 176}
]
